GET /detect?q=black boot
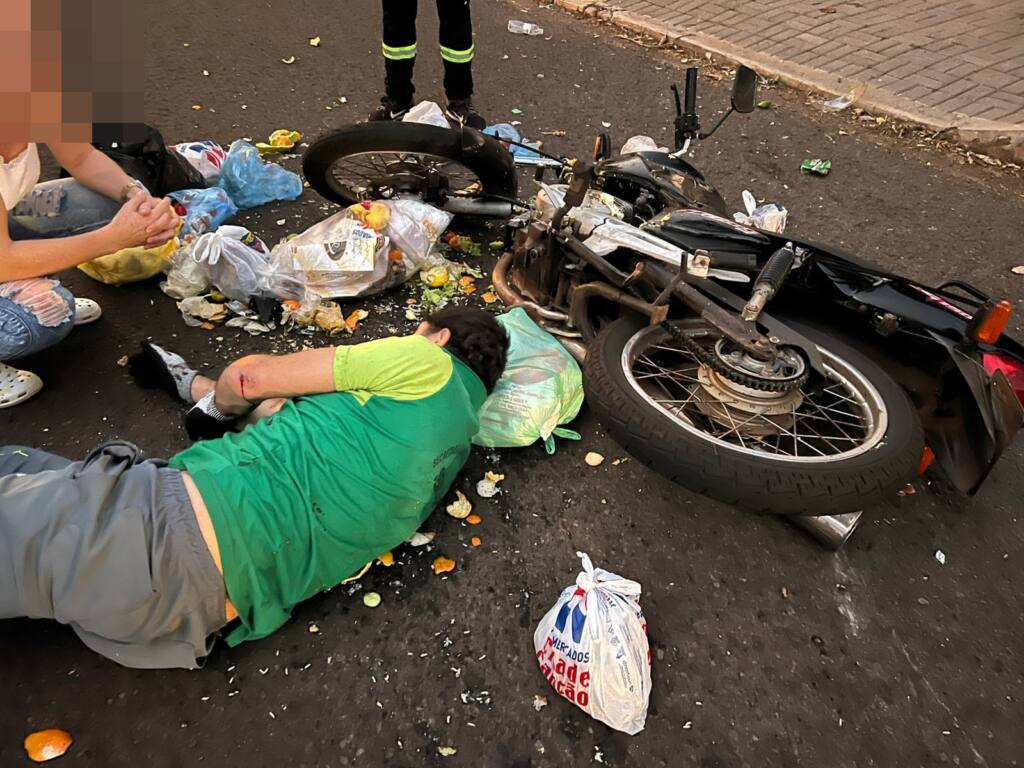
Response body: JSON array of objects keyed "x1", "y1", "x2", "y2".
[
  {"x1": 369, "y1": 95, "x2": 413, "y2": 122},
  {"x1": 444, "y1": 98, "x2": 486, "y2": 130}
]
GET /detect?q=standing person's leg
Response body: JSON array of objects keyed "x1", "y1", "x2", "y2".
[
  {"x1": 437, "y1": 0, "x2": 485, "y2": 128},
  {"x1": 374, "y1": 0, "x2": 419, "y2": 119}
]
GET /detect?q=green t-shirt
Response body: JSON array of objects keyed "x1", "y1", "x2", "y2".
[{"x1": 169, "y1": 335, "x2": 485, "y2": 646}]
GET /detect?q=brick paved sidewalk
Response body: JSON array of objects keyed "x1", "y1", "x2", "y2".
[{"x1": 553, "y1": 0, "x2": 1024, "y2": 159}]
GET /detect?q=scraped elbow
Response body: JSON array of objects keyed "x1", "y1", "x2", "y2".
[{"x1": 226, "y1": 355, "x2": 269, "y2": 402}]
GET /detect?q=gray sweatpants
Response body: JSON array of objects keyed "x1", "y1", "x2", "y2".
[{"x1": 0, "y1": 441, "x2": 227, "y2": 669}]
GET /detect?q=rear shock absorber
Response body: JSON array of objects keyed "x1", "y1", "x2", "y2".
[{"x1": 742, "y1": 243, "x2": 796, "y2": 322}]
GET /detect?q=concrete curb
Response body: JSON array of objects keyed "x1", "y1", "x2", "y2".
[{"x1": 551, "y1": 0, "x2": 1024, "y2": 162}]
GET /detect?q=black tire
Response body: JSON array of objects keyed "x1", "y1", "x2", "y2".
[
  {"x1": 302, "y1": 122, "x2": 517, "y2": 206},
  {"x1": 583, "y1": 317, "x2": 924, "y2": 516}
]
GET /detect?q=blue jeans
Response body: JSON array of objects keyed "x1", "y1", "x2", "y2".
[{"x1": 1, "y1": 179, "x2": 120, "y2": 363}]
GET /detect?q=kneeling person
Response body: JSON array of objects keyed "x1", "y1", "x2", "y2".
[{"x1": 0, "y1": 307, "x2": 508, "y2": 669}]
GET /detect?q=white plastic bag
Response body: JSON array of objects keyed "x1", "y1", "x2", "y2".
[
  {"x1": 534, "y1": 552, "x2": 652, "y2": 735},
  {"x1": 274, "y1": 199, "x2": 452, "y2": 299},
  {"x1": 620, "y1": 135, "x2": 668, "y2": 155},
  {"x1": 161, "y1": 242, "x2": 211, "y2": 299},
  {"x1": 273, "y1": 210, "x2": 394, "y2": 298},
  {"x1": 387, "y1": 197, "x2": 454, "y2": 267},
  {"x1": 189, "y1": 225, "x2": 308, "y2": 302},
  {"x1": 170, "y1": 140, "x2": 228, "y2": 185},
  {"x1": 402, "y1": 101, "x2": 450, "y2": 129},
  {"x1": 733, "y1": 189, "x2": 787, "y2": 234}
]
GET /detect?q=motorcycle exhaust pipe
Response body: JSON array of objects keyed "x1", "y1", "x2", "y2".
[
  {"x1": 442, "y1": 198, "x2": 516, "y2": 217},
  {"x1": 785, "y1": 511, "x2": 863, "y2": 550}
]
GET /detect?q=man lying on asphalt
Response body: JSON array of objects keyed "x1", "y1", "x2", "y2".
[{"x1": 0, "y1": 306, "x2": 508, "y2": 669}]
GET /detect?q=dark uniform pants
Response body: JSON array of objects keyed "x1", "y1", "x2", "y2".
[{"x1": 382, "y1": 0, "x2": 474, "y2": 104}]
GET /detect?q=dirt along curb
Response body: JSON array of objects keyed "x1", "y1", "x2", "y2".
[{"x1": 549, "y1": 0, "x2": 1024, "y2": 163}]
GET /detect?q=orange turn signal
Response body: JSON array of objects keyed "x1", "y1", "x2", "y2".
[{"x1": 973, "y1": 300, "x2": 1012, "y2": 344}]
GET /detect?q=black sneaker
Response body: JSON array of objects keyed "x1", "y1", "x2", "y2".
[
  {"x1": 445, "y1": 98, "x2": 487, "y2": 130},
  {"x1": 369, "y1": 96, "x2": 412, "y2": 122}
]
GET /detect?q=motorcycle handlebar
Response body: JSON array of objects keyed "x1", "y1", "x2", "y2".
[
  {"x1": 684, "y1": 68, "x2": 698, "y2": 115},
  {"x1": 708, "y1": 252, "x2": 759, "y2": 271}
]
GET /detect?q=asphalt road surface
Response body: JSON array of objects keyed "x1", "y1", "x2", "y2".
[{"x1": 2, "y1": 1, "x2": 1023, "y2": 766}]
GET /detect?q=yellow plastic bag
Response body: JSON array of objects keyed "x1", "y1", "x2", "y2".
[{"x1": 78, "y1": 237, "x2": 179, "y2": 286}]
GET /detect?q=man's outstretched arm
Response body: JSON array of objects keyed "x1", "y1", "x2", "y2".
[{"x1": 213, "y1": 347, "x2": 337, "y2": 417}]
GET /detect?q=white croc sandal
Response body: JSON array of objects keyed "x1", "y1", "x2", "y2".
[
  {"x1": 73, "y1": 298, "x2": 103, "y2": 326},
  {"x1": 0, "y1": 362, "x2": 43, "y2": 409}
]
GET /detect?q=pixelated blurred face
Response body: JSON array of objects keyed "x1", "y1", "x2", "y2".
[
  {"x1": 0, "y1": 0, "x2": 90, "y2": 143},
  {"x1": 1, "y1": 0, "x2": 145, "y2": 144}
]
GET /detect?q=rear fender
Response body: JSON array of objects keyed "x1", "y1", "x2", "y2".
[{"x1": 926, "y1": 333, "x2": 1023, "y2": 493}]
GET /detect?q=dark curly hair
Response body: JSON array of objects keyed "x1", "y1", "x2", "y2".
[{"x1": 425, "y1": 306, "x2": 509, "y2": 392}]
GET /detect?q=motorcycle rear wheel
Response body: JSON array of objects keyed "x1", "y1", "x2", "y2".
[
  {"x1": 583, "y1": 316, "x2": 924, "y2": 516},
  {"x1": 303, "y1": 123, "x2": 517, "y2": 207}
]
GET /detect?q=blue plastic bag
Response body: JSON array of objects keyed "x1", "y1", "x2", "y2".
[
  {"x1": 473, "y1": 308, "x2": 584, "y2": 451},
  {"x1": 484, "y1": 123, "x2": 542, "y2": 160},
  {"x1": 216, "y1": 140, "x2": 303, "y2": 209},
  {"x1": 169, "y1": 187, "x2": 238, "y2": 239}
]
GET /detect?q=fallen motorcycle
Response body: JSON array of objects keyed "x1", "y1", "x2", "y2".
[{"x1": 303, "y1": 66, "x2": 1024, "y2": 548}]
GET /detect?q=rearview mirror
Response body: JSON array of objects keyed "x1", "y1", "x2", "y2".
[{"x1": 731, "y1": 65, "x2": 758, "y2": 114}]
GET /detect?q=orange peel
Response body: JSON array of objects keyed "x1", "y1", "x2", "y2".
[
  {"x1": 24, "y1": 729, "x2": 72, "y2": 763},
  {"x1": 344, "y1": 309, "x2": 369, "y2": 331},
  {"x1": 471, "y1": 537, "x2": 482, "y2": 547},
  {"x1": 446, "y1": 490, "x2": 472, "y2": 519},
  {"x1": 466, "y1": 514, "x2": 482, "y2": 525},
  {"x1": 433, "y1": 556, "x2": 456, "y2": 575}
]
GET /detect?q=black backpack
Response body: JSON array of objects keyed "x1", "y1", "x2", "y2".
[{"x1": 88, "y1": 123, "x2": 205, "y2": 196}]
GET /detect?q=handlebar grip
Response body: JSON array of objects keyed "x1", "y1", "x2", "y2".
[
  {"x1": 708, "y1": 252, "x2": 759, "y2": 271},
  {"x1": 684, "y1": 68, "x2": 698, "y2": 114}
]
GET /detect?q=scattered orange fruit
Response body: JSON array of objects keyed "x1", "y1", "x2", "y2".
[
  {"x1": 377, "y1": 551, "x2": 394, "y2": 566},
  {"x1": 481, "y1": 292, "x2": 498, "y2": 304},
  {"x1": 24, "y1": 729, "x2": 72, "y2": 763},
  {"x1": 471, "y1": 537, "x2": 482, "y2": 547},
  {"x1": 344, "y1": 309, "x2": 369, "y2": 331},
  {"x1": 466, "y1": 514, "x2": 482, "y2": 525},
  {"x1": 433, "y1": 556, "x2": 456, "y2": 575}
]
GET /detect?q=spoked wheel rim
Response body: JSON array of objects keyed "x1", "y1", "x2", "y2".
[
  {"x1": 324, "y1": 151, "x2": 484, "y2": 202},
  {"x1": 622, "y1": 322, "x2": 889, "y2": 463}
]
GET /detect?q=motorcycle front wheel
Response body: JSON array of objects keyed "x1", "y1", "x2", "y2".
[
  {"x1": 303, "y1": 123, "x2": 517, "y2": 207},
  {"x1": 583, "y1": 317, "x2": 924, "y2": 516}
]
